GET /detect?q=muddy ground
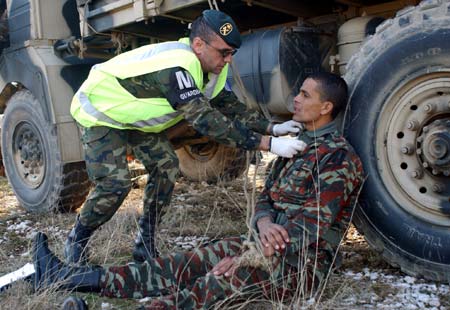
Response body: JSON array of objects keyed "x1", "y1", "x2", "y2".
[{"x1": 0, "y1": 155, "x2": 448, "y2": 309}]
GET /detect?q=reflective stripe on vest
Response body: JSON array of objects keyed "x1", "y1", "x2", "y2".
[
  {"x1": 77, "y1": 92, "x2": 181, "y2": 129},
  {"x1": 71, "y1": 38, "x2": 228, "y2": 132},
  {"x1": 95, "y1": 42, "x2": 193, "y2": 79}
]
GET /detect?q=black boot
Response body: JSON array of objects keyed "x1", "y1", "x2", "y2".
[
  {"x1": 64, "y1": 216, "x2": 94, "y2": 265},
  {"x1": 33, "y1": 232, "x2": 102, "y2": 292},
  {"x1": 132, "y1": 212, "x2": 159, "y2": 262}
]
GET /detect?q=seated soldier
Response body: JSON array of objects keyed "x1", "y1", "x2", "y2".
[{"x1": 32, "y1": 72, "x2": 364, "y2": 310}]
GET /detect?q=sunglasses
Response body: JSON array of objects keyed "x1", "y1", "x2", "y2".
[{"x1": 203, "y1": 39, "x2": 237, "y2": 58}]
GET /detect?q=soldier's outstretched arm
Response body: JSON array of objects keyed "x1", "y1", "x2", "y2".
[
  {"x1": 209, "y1": 88, "x2": 269, "y2": 134},
  {"x1": 158, "y1": 68, "x2": 305, "y2": 157},
  {"x1": 158, "y1": 67, "x2": 262, "y2": 150}
]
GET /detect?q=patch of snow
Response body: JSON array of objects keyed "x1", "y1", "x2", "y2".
[
  {"x1": 404, "y1": 276, "x2": 416, "y2": 284},
  {"x1": 343, "y1": 268, "x2": 449, "y2": 310},
  {"x1": 26, "y1": 231, "x2": 37, "y2": 239},
  {"x1": 7, "y1": 220, "x2": 32, "y2": 234},
  {"x1": 169, "y1": 235, "x2": 210, "y2": 250},
  {"x1": 173, "y1": 204, "x2": 194, "y2": 209}
]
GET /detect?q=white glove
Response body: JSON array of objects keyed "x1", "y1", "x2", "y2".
[
  {"x1": 272, "y1": 120, "x2": 303, "y2": 136},
  {"x1": 269, "y1": 137, "x2": 307, "y2": 158}
]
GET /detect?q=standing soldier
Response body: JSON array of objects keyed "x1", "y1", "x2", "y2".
[
  {"x1": 34, "y1": 72, "x2": 364, "y2": 309},
  {"x1": 65, "y1": 10, "x2": 306, "y2": 264}
]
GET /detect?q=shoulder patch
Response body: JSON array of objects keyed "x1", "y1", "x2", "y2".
[{"x1": 167, "y1": 69, "x2": 203, "y2": 108}]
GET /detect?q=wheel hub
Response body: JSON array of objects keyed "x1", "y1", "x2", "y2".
[
  {"x1": 377, "y1": 74, "x2": 450, "y2": 226},
  {"x1": 418, "y1": 119, "x2": 450, "y2": 176},
  {"x1": 13, "y1": 122, "x2": 45, "y2": 188}
]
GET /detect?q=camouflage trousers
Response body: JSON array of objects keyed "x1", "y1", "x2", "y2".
[
  {"x1": 100, "y1": 237, "x2": 306, "y2": 309},
  {"x1": 79, "y1": 126, "x2": 179, "y2": 228}
]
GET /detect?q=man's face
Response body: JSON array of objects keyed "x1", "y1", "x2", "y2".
[
  {"x1": 193, "y1": 34, "x2": 235, "y2": 74},
  {"x1": 293, "y1": 78, "x2": 330, "y2": 128}
]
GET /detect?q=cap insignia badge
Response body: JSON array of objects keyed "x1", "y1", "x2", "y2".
[{"x1": 220, "y1": 23, "x2": 233, "y2": 36}]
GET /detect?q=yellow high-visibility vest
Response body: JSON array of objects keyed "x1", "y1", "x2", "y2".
[{"x1": 70, "y1": 38, "x2": 228, "y2": 132}]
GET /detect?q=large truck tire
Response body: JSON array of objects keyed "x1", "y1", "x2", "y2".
[
  {"x1": 176, "y1": 142, "x2": 249, "y2": 183},
  {"x1": 344, "y1": 0, "x2": 450, "y2": 281},
  {"x1": 1, "y1": 90, "x2": 90, "y2": 212}
]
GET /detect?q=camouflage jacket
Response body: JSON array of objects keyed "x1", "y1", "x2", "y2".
[
  {"x1": 253, "y1": 121, "x2": 364, "y2": 278},
  {"x1": 118, "y1": 67, "x2": 269, "y2": 150}
]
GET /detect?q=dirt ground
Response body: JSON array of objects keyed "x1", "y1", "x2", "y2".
[{"x1": 0, "y1": 155, "x2": 449, "y2": 310}]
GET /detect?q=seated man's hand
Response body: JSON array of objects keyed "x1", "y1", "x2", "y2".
[
  {"x1": 210, "y1": 256, "x2": 238, "y2": 277},
  {"x1": 261, "y1": 243, "x2": 276, "y2": 257},
  {"x1": 257, "y1": 216, "x2": 290, "y2": 253}
]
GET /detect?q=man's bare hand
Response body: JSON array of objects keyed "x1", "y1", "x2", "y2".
[
  {"x1": 257, "y1": 217, "x2": 290, "y2": 251},
  {"x1": 261, "y1": 243, "x2": 276, "y2": 257},
  {"x1": 210, "y1": 256, "x2": 238, "y2": 277}
]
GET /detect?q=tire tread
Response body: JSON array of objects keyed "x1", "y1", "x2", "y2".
[
  {"x1": 344, "y1": 1, "x2": 450, "y2": 282},
  {"x1": 1, "y1": 90, "x2": 89, "y2": 213}
]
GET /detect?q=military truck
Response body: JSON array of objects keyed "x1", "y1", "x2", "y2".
[{"x1": 0, "y1": 0, "x2": 448, "y2": 282}]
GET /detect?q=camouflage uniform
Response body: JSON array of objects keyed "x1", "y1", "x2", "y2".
[
  {"x1": 79, "y1": 67, "x2": 269, "y2": 228},
  {"x1": 253, "y1": 120, "x2": 364, "y2": 283},
  {"x1": 100, "y1": 237, "x2": 300, "y2": 309},
  {"x1": 97, "y1": 120, "x2": 364, "y2": 309}
]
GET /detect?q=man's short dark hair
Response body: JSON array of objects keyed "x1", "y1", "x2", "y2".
[
  {"x1": 189, "y1": 17, "x2": 216, "y2": 44},
  {"x1": 308, "y1": 72, "x2": 348, "y2": 119}
]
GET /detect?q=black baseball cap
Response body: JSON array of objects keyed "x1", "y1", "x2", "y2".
[{"x1": 202, "y1": 10, "x2": 242, "y2": 48}]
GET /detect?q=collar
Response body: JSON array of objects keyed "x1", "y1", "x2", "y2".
[
  {"x1": 297, "y1": 120, "x2": 338, "y2": 144},
  {"x1": 178, "y1": 37, "x2": 191, "y2": 47}
]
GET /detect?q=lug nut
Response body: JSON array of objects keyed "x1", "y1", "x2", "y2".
[
  {"x1": 424, "y1": 103, "x2": 435, "y2": 113},
  {"x1": 423, "y1": 161, "x2": 429, "y2": 168},
  {"x1": 432, "y1": 183, "x2": 443, "y2": 193},
  {"x1": 417, "y1": 136, "x2": 423, "y2": 143},
  {"x1": 410, "y1": 169, "x2": 423, "y2": 179},
  {"x1": 432, "y1": 169, "x2": 439, "y2": 175},
  {"x1": 416, "y1": 148, "x2": 422, "y2": 155},
  {"x1": 401, "y1": 144, "x2": 415, "y2": 155},
  {"x1": 423, "y1": 126, "x2": 429, "y2": 133},
  {"x1": 407, "y1": 120, "x2": 419, "y2": 131}
]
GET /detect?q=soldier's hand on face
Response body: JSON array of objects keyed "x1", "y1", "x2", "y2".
[
  {"x1": 272, "y1": 120, "x2": 303, "y2": 136},
  {"x1": 257, "y1": 217, "x2": 290, "y2": 253},
  {"x1": 270, "y1": 137, "x2": 307, "y2": 158},
  {"x1": 210, "y1": 256, "x2": 238, "y2": 277}
]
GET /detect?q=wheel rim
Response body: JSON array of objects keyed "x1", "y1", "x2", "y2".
[
  {"x1": 12, "y1": 121, "x2": 46, "y2": 188},
  {"x1": 377, "y1": 72, "x2": 450, "y2": 226}
]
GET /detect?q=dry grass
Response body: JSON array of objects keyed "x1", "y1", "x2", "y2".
[{"x1": 0, "y1": 157, "x2": 390, "y2": 310}]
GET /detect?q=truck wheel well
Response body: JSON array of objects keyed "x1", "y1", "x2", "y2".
[{"x1": 0, "y1": 82, "x2": 21, "y2": 114}]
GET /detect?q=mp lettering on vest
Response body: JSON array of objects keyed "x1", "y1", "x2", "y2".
[{"x1": 175, "y1": 71, "x2": 194, "y2": 90}]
